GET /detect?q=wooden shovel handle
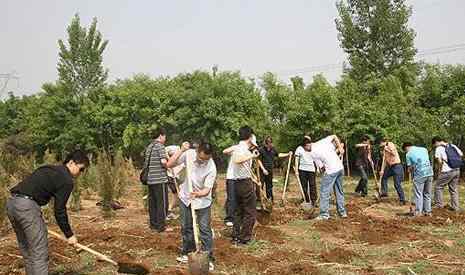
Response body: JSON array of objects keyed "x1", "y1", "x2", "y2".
[
  {"x1": 48, "y1": 230, "x2": 118, "y2": 266},
  {"x1": 281, "y1": 152, "x2": 293, "y2": 201}
]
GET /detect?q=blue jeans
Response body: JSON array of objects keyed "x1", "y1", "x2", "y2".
[
  {"x1": 381, "y1": 164, "x2": 406, "y2": 202},
  {"x1": 180, "y1": 202, "x2": 214, "y2": 261},
  {"x1": 224, "y1": 179, "x2": 236, "y2": 223},
  {"x1": 414, "y1": 176, "x2": 433, "y2": 215},
  {"x1": 319, "y1": 169, "x2": 346, "y2": 218}
]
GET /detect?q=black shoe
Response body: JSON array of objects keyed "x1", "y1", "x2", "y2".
[
  {"x1": 231, "y1": 237, "x2": 239, "y2": 244},
  {"x1": 379, "y1": 194, "x2": 388, "y2": 198}
]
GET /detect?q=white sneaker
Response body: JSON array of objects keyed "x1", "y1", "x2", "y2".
[
  {"x1": 314, "y1": 216, "x2": 329, "y2": 221},
  {"x1": 176, "y1": 255, "x2": 188, "y2": 263},
  {"x1": 225, "y1": 221, "x2": 233, "y2": 227},
  {"x1": 209, "y1": 262, "x2": 214, "y2": 271}
]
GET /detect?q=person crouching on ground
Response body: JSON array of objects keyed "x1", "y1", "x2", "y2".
[
  {"x1": 6, "y1": 150, "x2": 89, "y2": 275},
  {"x1": 309, "y1": 135, "x2": 348, "y2": 220},
  {"x1": 403, "y1": 142, "x2": 433, "y2": 217},
  {"x1": 167, "y1": 141, "x2": 217, "y2": 271}
]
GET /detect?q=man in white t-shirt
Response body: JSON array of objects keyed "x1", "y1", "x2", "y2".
[
  {"x1": 167, "y1": 141, "x2": 217, "y2": 271},
  {"x1": 309, "y1": 135, "x2": 347, "y2": 220},
  {"x1": 165, "y1": 145, "x2": 185, "y2": 220},
  {"x1": 222, "y1": 144, "x2": 239, "y2": 227},
  {"x1": 294, "y1": 137, "x2": 317, "y2": 206},
  {"x1": 432, "y1": 136, "x2": 464, "y2": 211}
]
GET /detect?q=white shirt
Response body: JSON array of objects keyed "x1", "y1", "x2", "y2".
[
  {"x1": 435, "y1": 144, "x2": 463, "y2": 173},
  {"x1": 165, "y1": 145, "x2": 184, "y2": 178},
  {"x1": 177, "y1": 150, "x2": 217, "y2": 210},
  {"x1": 310, "y1": 136, "x2": 344, "y2": 175},
  {"x1": 225, "y1": 145, "x2": 239, "y2": 180},
  {"x1": 229, "y1": 141, "x2": 253, "y2": 180},
  {"x1": 295, "y1": 146, "x2": 316, "y2": 172}
]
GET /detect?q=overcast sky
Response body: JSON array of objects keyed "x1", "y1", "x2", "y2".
[{"x1": 1, "y1": 0, "x2": 464, "y2": 96}]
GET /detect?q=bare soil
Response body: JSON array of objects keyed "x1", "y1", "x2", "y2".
[{"x1": 2, "y1": 175, "x2": 465, "y2": 274}]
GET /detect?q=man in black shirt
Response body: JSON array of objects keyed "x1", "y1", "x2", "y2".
[
  {"x1": 258, "y1": 136, "x2": 291, "y2": 201},
  {"x1": 354, "y1": 135, "x2": 373, "y2": 197},
  {"x1": 6, "y1": 150, "x2": 89, "y2": 275}
]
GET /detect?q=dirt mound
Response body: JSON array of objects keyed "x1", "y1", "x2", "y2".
[
  {"x1": 266, "y1": 263, "x2": 320, "y2": 275},
  {"x1": 255, "y1": 225, "x2": 285, "y2": 244},
  {"x1": 320, "y1": 248, "x2": 357, "y2": 264}
]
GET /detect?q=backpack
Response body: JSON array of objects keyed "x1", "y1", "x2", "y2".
[{"x1": 444, "y1": 144, "x2": 464, "y2": 169}]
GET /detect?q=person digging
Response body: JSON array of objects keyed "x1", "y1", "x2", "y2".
[
  {"x1": 6, "y1": 150, "x2": 89, "y2": 275},
  {"x1": 258, "y1": 136, "x2": 292, "y2": 203},
  {"x1": 167, "y1": 141, "x2": 217, "y2": 272}
]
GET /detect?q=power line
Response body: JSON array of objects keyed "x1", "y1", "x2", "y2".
[{"x1": 249, "y1": 42, "x2": 465, "y2": 78}]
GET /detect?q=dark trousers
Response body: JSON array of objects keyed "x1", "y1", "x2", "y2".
[
  {"x1": 148, "y1": 183, "x2": 169, "y2": 231},
  {"x1": 7, "y1": 196, "x2": 48, "y2": 275},
  {"x1": 224, "y1": 179, "x2": 236, "y2": 223},
  {"x1": 260, "y1": 169, "x2": 274, "y2": 201},
  {"x1": 298, "y1": 170, "x2": 317, "y2": 205},
  {"x1": 232, "y1": 179, "x2": 257, "y2": 242},
  {"x1": 381, "y1": 164, "x2": 406, "y2": 202},
  {"x1": 355, "y1": 165, "x2": 369, "y2": 196},
  {"x1": 180, "y1": 203, "x2": 214, "y2": 261}
]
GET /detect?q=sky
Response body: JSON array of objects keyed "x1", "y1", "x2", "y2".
[{"x1": 1, "y1": 0, "x2": 464, "y2": 96}]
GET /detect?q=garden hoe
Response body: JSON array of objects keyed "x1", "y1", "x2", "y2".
[
  {"x1": 48, "y1": 230, "x2": 149, "y2": 275},
  {"x1": 248, "y1": 160, "x2": 272, "y2": 225},
  {"x1": 280, "y1": 152, "x2": 293, "y2": 206},
  {"x1": 294, "y1": 168, "x2": 313, "y2": 211},
  {"x1": 185, "y1": 151, "x2": 209, "y2": 275},
  {"x1": 371, "y1": 154, "x2": 386, "y2": 201}
]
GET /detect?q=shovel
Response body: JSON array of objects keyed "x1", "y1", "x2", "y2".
[
  {"x1": 294, "y1": 169, "x2": 313, "y2": 211},
  {"x1": 48, "y1": 230, "x2": 149, "y2": 275},
  {"x1": 280, "y1": 152, "x2": 293, "y2": 204},
  {"x1": 185, "y1": 151, "x2": 210, "y2": 275}
]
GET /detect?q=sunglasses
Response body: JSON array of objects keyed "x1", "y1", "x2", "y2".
[{"x1": 79, "y1": 166, "x2": 86, "y2": 173}]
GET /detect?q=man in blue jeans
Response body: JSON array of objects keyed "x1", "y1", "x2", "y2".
[
  {"x1": 167, "y1": 141, "x2": 217, "y2": 271},
  {"x1": 309, "y1": 135, "x2": 347, "y2": 220},
  {"x1": 402, "y1": 142, "x2": 434, "y2": 216},
  {"x1": 380, "y1": 138, "x2": 406, "y2": 205}
]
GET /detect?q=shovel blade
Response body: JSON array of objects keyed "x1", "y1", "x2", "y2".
[{"x1": 188, "y1": 251, "x2": 209, "y2": 275}]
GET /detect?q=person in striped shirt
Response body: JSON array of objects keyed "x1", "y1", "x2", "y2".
[{"x1": 144, "y1": 127, "x2": 171, "y2": 232}]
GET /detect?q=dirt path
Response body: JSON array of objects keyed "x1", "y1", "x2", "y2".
[{"x1": 1, "y1": 175, "x2": 465, "y2": 274}]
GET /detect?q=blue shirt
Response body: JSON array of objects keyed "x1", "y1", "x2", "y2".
[{"x1": 406, "y1": 146, "x2": 433, "y2": 179}]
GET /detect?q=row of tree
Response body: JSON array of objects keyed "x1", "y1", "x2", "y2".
[{"x1": 0, "y1": 0, "x2": 464, "y2": 168}]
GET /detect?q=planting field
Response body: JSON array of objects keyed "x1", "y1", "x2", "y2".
[{"x1": 1, "y1": 174, "x2": 465, "y2": 275}]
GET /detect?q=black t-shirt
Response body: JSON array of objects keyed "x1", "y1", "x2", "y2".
[
  {"x1": 11, "y1": 165, "x2": 75, "y2": 238},
  {"x1": 355, "y1": 146, "x2": 371, "y2": 167},
  {"x1": 259, "y1": 146, "x2": 278, "y2": 169}
]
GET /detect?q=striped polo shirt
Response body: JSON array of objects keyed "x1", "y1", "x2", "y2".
[{"x1": 144, "y1": 141, "x2": 168, "y2": 185}]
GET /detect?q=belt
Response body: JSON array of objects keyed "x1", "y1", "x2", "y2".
[{"x1": 11, "y1": 193, "x2": 35, "y2": 201}]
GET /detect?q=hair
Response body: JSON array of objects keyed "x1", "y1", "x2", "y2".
[
  {"x1": 302, "y1": 138, "x2": 312, "y2": 146},
  {"x1": 402, "y1": 142, "x2": 413, "y2": 151},
  {"x1": 361, "y1": 135, "x2": 370, "y2": 142},
  {"x1": 381, "y1": 137, "x2": 389, "y2": 142},
  {"x1": 63, "y1": 150, "x2": 90, "y2": 167},
  {"x1": 198, "y1": 142, "x2": 214, "y2": 156},
  {"x1": 152, "y1": 127, "x2": 166, "y2": 139},
  {"x1": 431, "y1": 136, "x2": 445, "y2": 145},
  {"x1": 238, "y1": 126, "x2": 253, "y2": 141},
  {"x1": 264, "y1": 136, "x2": 273, "y2": 145}
]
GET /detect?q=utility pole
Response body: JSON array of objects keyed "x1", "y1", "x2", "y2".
[{"x1": 0, "y1": 71, "x2": 20, "y2": 97}]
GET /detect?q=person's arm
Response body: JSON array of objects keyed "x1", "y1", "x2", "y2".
[
  {"x1": 54, "y1": 181, "x2": 75, "y2": 243},
  {"x1": 191, "y1": 164, "x2": 217, "y2": 198},
  {"x1": 256, "y1": 159, "x2": 268, "y2": 175},
  {"x1": 330, "y1": 135, "x2": 344, "y2": 157},
  {"x1": 384, "y1": 142, "x2": 396, "y2": 155},
  {"x1": 232, "y1": 149, "x2": 259, "y2": 164},
  {"x1": 355, "y1": 143, "x2": 369, "y2": 148},
  {"x1": 223, "y1": 145, "x2": 236, "y2": 155},
  {"x1": 278, "y1": 151, "x2": 292, "y2": 158},
  {"x1": 167, "y1": 142, "x2": 190, "y2": 168}
]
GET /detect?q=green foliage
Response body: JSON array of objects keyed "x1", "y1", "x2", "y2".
[
  {"x1": 57, "y1": 14, "x2": 108, "y2": 97},
  {"x1": 335, "y1": 0, "x2": 417, "y2": 83},
  {"x1": 96, "y1": 151, "x2": 114, "y2": 218}
]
